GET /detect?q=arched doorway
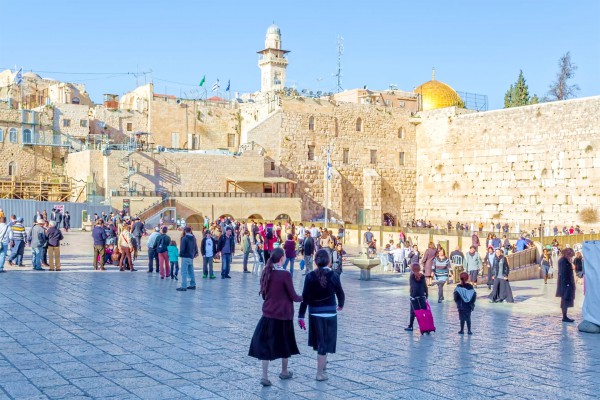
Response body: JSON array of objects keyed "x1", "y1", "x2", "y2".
[
  {"x1": 383, "y1": 213, "x2": 396, "y2": 226},
  {"x1": 186, "y1": 214, "x2": 204, "y2": 231},
  {"x1": 248, "y1": 214, "x2": 264, "y2": 221},
  {"x1": 275, "y1": 213, "x2": 291, "y2": 221}
]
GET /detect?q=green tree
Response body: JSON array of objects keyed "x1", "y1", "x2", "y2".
[
  {"x1": 547, "y1": 51, "x2": 579, "y2": 101},
  {"x1": 504, "y1": 70, "x2": 536, "y2": 108}
]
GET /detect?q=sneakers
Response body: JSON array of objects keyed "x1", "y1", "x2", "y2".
[
  {"x1": 176, "y1": 287, "x2": 187, "y2": 291},
  {"x1": 404, "y1": 326, "x2": 413, "y2": 331},
  {"x1": 209, "y1": 275, "x2": 216, "y2": 279},
  {"x1": 202, "y1": 274, "x2": 208, "y2": 279},
  {"x1": 187, "y1": 286, "x2": 196, "y2": 290}
]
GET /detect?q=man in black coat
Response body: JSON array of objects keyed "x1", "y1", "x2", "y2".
[
  {"x1": 556, "y1": 248, "x2": 576, "y2": 323},
  {"x1": 302, "y1": 231, "x2": 315, "y2": 275},
  {"x1": 131, "y1": 219, "x2": 145, "y2": 251}
]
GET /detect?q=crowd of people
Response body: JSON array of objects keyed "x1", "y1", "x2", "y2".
[
  {"x1": 0, "y1": 206, "x2": 590, "y2": 386},
  {"x1": 0, "y1": 208, "x2": 69, "y2": 272}
]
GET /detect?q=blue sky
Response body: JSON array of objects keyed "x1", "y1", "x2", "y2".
[{"x1": 2, "y1": 0, "x2": 598, "y2": 109}]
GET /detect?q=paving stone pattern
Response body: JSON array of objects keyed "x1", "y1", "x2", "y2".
[{"x1": 0, "y1": 232, "x2": 599, "y2": 399}]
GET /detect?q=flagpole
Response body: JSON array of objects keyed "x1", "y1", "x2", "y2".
[{"x1": 325, "y1": 144, "x2": 330, "y2": 229}]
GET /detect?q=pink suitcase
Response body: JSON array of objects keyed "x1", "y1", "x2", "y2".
[{"x1": 413, "y1": 298, "x2": 436, "y2": 335}]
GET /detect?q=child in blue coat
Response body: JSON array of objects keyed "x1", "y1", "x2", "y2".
[{"x1": 168, "y1": 240, "x2": 179, "y2": 280}]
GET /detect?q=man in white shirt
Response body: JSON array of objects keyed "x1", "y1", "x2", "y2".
[
  {"x1": 309, "y1": 224, "x2": 319, "y2": 239},
  {"x1": 147, "y1": 227, "x2": 160, "y2": 273}
]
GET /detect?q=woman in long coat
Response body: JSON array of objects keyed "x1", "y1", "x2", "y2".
[
  {"x1": 489, "y1": 248, "x2": 514, "y2": 303},
  {"x1": 556, "y1": 248, "x2": 576, "y2": 323},
  {"x1": 421, "y1": 242, "x2": 437, "y2": 286}
]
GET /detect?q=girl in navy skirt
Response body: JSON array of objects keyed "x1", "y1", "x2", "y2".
[
  {"x1": 248, "y1": 248, "x2": 302, "y2": 386},
  {"x1": 298, "y1": 249, "x2": 345, "y2": 381}
]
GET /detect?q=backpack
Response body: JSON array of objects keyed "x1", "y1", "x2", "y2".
[
  {"x1": 157, "y1": 234, "x2": 168, "y2": 252},
  {"x1": 266, "y1": 228, "x2": 273, "y2": 240}
]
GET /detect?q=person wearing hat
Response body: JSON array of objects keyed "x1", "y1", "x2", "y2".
[
  {"x1": 302, "y1": 231, "x2": 315, "y2": 275},
  {"x1": 92, "y1": 219, "x2": 107, "y2": 271},
  {"x1": 8, "y1": 217, "x2": 26, "y2": 267},
  {"x1": 146, "y1": 227, "x2": 161, "y2": 273},
  {"x1": 63, "y1": 211, "x2": 71, "y2": 232},
  {"x1": 557, "y1": 247, "x2": 576, "y2": 322},
  {"x1": 28, "y1": 218, "x2": 47, "y2": 271}
]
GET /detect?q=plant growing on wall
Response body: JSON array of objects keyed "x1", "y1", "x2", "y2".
[{"x1": 580, "y1": 208, "x2": 598, "y2": 223}]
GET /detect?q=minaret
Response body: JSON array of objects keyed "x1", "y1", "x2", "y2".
[{"x1": 257, "y1": 24, "x2": 289, "y2": 92}]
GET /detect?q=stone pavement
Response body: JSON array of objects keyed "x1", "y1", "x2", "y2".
[{"x1": 0, "y1": 231, "x2": 599, "y2": 400}]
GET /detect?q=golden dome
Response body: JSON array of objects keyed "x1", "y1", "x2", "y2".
[{"x1": 414, "y1": 70, "x2": 463, "y2": 111}]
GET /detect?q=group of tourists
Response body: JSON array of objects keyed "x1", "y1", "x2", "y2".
[{"x1": 0, "y1": 209, "x2": 66, "y2": 272}]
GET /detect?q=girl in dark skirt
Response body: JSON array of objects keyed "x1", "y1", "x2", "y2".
[
  {"x1": 248, "y1": 248, "x2": 302, "y2": 386},
  {"x1": 298, "y1": 249, "x2": 345, "y2": 381}
]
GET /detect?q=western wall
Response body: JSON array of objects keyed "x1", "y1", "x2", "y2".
[{"x1": 415, "y1": 95, "x2": 600, "y2": 229}]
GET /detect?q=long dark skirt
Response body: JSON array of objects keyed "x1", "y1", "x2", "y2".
[
  {"x1": 248, "y1": 317, "x2": 299, "y2": 361},
  {"x1": 490, "y1": 278, "x2": 514, "y2": 303},
  {"x1": 308, "y1": 315, "x2": 338, "y2": 356}
]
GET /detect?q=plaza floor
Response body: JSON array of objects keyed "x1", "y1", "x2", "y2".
[{"x1": 0, "y1": 231, "x2": 598, "y2": 400}]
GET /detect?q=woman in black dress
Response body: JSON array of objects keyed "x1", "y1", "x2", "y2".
[
  {"x1": 298, "y1": 249, "x2": 345, "y2": 381},
  {"x1": 556, "y1": 248, "x2": 576, "y2": 323},
  {"x1": 489, "y1": 248, "x2": 514, "y2": 303},
  {"x1": 249, "y1": 248, "x2": 303, "y2": 386}
]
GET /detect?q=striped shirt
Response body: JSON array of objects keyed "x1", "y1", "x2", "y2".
[{"x1": 433, "y1": 257, "x2": 451, "y2": 281}]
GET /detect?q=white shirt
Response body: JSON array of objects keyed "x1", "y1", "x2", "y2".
[{"x1": 205, "y1": 238, "x2": 214, "y2": 258}]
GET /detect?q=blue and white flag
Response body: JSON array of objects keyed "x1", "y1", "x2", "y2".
[
  {"x1": 225, "y1": 80, "x2": 230, "y2": 92},
  {"x1": 14, "y1": 68, "x2": 23, "y2": 86},
  {"x1": 212, "y1": 79, "x2": 220, "y2": 92}
]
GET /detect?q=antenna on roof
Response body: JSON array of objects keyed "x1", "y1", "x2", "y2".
[{"x1": 335, "y1": 35, "x2": 344, "y2": 93}]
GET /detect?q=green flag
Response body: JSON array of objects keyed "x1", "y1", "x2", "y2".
[{"x1": 199, "y1": 75, "x2": 205, "y2": 86}]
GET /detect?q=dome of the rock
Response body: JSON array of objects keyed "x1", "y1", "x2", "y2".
[{"x1": 414, "y1": 73, "x2": 463, "y2": 111}]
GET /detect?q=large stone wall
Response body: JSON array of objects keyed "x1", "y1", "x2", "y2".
[
  {"x1": 415, "y1": 96, "x2": 600, "y2": 230},
  {"x1": 246, "y1": 97, "x2": 417, "y2": 224}
]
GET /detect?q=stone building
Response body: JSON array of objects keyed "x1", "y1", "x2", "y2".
[{"x1": 245, "y1": 97, "x2": 417, "y2": 226}]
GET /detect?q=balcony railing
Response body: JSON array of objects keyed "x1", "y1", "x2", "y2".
[{"x1": 111, "y1": 190, "x2": 298, "y2": 198}]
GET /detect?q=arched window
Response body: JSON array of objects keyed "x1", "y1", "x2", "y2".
[
  {"x1": 9, "y1": 128, "x2": 17, "y2": 143},
  {"x1": 356, "y1": 117, "x2": 362, "y2": 132},
  {"x1": 398, "y1": 127, "x2": 405, "y2": 139},
  {"x1": 22, "y1": 129, "x2": 32, "y2": 144},
  {"x1": 0, "y1": 128, "x2": 3, "y2": 142},
  {"x1": 308, "y1": 116, "x2": 315, "y2": 131},
  {"x1": 72, "y1": 97, "x2": 80, "y2": 104},
  {"x1": 8, "y1": 162, "x2": 16, "y2": 176}
]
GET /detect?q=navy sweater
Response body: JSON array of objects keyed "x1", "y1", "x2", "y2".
[{"x1": 298, "y1": 269, "x2": 345, "y2": 318}]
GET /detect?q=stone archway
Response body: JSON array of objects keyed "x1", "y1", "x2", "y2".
[
  {"x1": 186, "y1": 214, "x2": 204, "y2": 231},
  {"x1": 275, "y1": 213, "x2": 291, "y2": 221},
  {"x1": 248, "y1": 214, "x2": 264, "y2": 221},
  {"x1": 383, "y1": 213, "x2": 396, "y2": 226}
]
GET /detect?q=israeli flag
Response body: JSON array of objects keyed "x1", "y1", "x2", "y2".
[
  {"x1": 14, "y1": 68, "x2": 23, "y2": 86},
  {"x1": 212, "y1": 79, "x2": 220, "y2": 92},
  {"x1": 327, "y1": 148, "x2": 332, "y2": 180}
]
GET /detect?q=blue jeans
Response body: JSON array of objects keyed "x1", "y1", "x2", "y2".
[
  {"x1": 9, "y1": 240, "x2": 25, "y2": 265},
  {"x1": 180, "y1": 257, "x2": 195, "y2": 288},
  {"x1": 283, "y1": 257, "x2": 295, "y2": 278},
  {"x1": 221, "y1": 253, "x2": 232, "y2": 277},
  {"x1": 0, "y1": 244, "x2": 8, "y2": 271},
  {"x1": 32, "y1": 246, "x2": 43, "y2": 270},
  {"x1": 170, "y1": 261, "x2": 179, "y2": 278}
]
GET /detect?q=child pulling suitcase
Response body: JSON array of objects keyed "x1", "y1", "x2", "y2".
[{"x1": 405, "y1": 264, "x2": 436, "y2": 334}]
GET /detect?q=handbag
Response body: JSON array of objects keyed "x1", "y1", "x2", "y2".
[
  {"x1": 0, "y1": 226, "x2": 9, "y2": 252},
  {"x1": 300, "y1": 259, "x2": 305, "y2": 270}
]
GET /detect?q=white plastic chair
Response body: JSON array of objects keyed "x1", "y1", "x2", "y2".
[{"x1": 252, "y1": 250, "x2": 264, "y2": 275}]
